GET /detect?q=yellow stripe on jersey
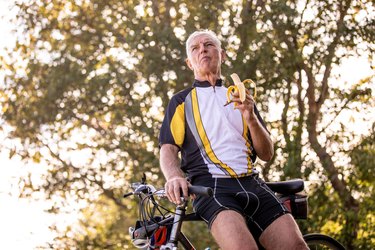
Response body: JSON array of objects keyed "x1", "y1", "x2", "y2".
[
  {"x1": 170, "y1": 103, "x2": 185, "y2": 147},
  {"x1": 242, "y1": 115, "x2": 253, "y2": 175},
  {"x1": 191, "y1": 89, "x2": 238, "y2": 177}
]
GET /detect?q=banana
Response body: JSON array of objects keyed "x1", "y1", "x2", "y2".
[{"x1": 225, "y1": 73, "x2": 257, "y2": 106}]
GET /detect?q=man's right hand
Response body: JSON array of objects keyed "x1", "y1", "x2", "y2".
[{"x1": 164, "y1": 176, "x2": 189, "y2": 205}]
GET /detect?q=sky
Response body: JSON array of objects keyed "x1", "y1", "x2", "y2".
[
  {"x1": 0, "y1": 0, "x2": 59, "y2": 249},
  {"x1": 0, "y1": 155, "x2": 57, "y2": 249},
  {"x1": 0, "y1": 0, "x2": 373, "y2": 249}
]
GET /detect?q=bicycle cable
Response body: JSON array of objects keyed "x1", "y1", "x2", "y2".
[{"x1": 139, "y1": 191, "x2": 184, "y2": 228}]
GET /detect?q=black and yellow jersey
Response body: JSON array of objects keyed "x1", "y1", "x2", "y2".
[{"x1": 159, "y1": 79, "x2": 268, "y2": 180}]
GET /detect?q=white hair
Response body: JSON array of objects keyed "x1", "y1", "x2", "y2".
[{"x1": 185, "y1": 30, "x2": 222, "y2": 59}]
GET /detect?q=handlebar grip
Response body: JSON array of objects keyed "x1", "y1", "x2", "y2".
[{"x1": 188, "y1": 186, "x2": 213, "y2": 197}]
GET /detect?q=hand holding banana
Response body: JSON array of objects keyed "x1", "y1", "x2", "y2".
[{"x1": 224, "y1": 73, "x2": 257, "y2": 107}]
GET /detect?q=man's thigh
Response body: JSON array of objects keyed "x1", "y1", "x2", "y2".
[
  {"x1": 259, "y1": 213, "x2": 308, "y2": 250},
  {"x1": 211, "y1": 210, "x2": 258, "y2": 250}
]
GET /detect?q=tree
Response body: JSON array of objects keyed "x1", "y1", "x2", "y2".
[{"x1": 1, "y1": 0, "x2": 374, "y2": 248}]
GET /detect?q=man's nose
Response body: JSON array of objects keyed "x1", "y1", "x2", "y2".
[{"x1": 199, "y1": 44, "x2": 207, "y2": 53}]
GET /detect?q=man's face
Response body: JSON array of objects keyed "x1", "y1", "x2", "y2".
[{"x1": 186, "y1": 34, "x2": 224, "y2": 76}]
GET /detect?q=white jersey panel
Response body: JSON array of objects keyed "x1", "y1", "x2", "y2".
[{"x1": 196, "y1": 86, "x2": 251, "y2": 177}]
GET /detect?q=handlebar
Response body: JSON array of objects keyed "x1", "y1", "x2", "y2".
[
  {"x1": 188, "y1": 185, "x2": 213, "y2": 197},
  {"x1": 127, "y1": 179, "x2": 212, "y2": 246},
  {"x1": 154, "y1": 185, "x2": 213, "y2": 197},
  {"x1": 124, "y1": 183, "x2": 213, "y2": 198}
]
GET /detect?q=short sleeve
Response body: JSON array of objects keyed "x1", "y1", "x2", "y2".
[{"x1": 159, "y1": 94, "x2": 186, "y2": 149}]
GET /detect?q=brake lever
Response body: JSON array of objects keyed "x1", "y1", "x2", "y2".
[{"x1": 123, "y1": 192, "x2": 133, "y2": 198}]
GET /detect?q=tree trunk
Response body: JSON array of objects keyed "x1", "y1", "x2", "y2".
[{"x1": 306, "y1": 72, "x2": 359, "y2": 248}]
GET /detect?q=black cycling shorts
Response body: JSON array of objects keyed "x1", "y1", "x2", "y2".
[{"x1": 191, "y1": 173, "x2": 290, "y2": 240}]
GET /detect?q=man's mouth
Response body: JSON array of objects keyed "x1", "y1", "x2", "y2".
[{"x1": 200, "y1": 56, "x2": 210, "y2": 62}]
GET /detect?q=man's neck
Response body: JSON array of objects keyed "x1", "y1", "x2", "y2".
[{"x1": 195, "y1": 72, "x2": 220, "y2": 86}]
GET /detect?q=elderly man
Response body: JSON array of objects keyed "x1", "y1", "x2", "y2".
[{"x1": 158, "y1": 30, "x2": 308, "y2": 250}]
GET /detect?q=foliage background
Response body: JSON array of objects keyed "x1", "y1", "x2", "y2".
[{"x1": 0, "y1": 0, "x2": 374, "y2": 249}]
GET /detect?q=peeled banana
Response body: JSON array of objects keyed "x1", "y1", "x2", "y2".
[{"x1": 225, "y1": 73, "x2": 257, "y2": 106}]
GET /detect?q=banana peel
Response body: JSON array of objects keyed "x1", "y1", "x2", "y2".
[{"x1": 225, "y1": 73, "x2": 257, "y2": 106}]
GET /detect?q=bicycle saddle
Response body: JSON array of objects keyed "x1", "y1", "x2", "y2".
[{"x1": 266, "y1": 179, "x2": 304, "y2": 194}]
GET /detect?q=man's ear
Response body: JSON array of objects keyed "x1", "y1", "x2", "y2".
[
  {"x1": 186, "y1": 58, "x2": 193, "y2": 70},
  {"x1": 221, "y1": 49, "x2": 227, "y2": 63}
]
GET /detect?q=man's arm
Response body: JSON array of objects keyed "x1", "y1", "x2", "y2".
[
  {"x1": 160, "y1": 144, "x2": 189, "y2": 204},
  {"x1": 247, "y1": 114, "x2": 274, "y2": 161},
  {"x1": 234, "y1": 90, "x2": 274, "y2": 161}
]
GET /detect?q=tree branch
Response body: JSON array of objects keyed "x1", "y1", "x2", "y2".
[
  {"x1": 44, "y1": 142, "x2": 127, "y2": 209},
  {"x1": 317, "y1": 0, "x2": 352, "y2": 108}
]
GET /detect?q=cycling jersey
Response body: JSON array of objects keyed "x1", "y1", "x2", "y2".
[{"x1": 159, "y1": 79, "x2": 269, "y2": 180}]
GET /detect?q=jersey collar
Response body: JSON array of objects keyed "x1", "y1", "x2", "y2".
[{"x1": 193, "y1": 79, "x2": 223, "y2": 88}]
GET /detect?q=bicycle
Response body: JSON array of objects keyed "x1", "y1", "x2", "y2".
[{"x1": 125, "y1": 175, "x2": 345, "y2": 250}]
